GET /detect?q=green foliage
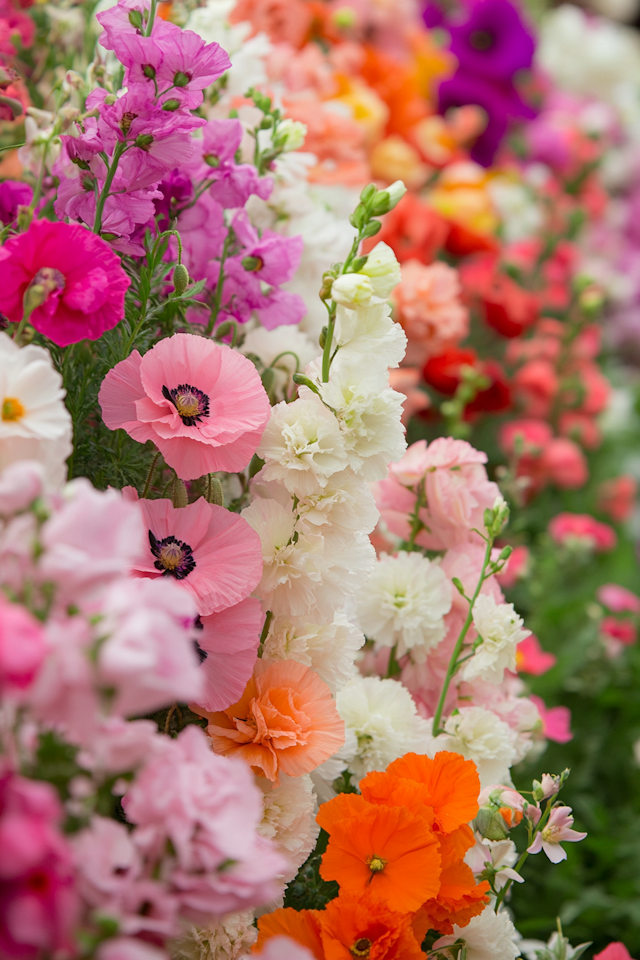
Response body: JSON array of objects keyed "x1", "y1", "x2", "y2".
[{"x1": 283, "y1": 829, "x2": 340, "y2": 910}]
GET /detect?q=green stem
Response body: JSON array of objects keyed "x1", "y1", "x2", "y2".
[
  {"x1": 206, "y1": 233, "x2": 231, "y2": 336},
  {"x1": 258, "y1": 610, "x2": 273, "y2": 656},
  {"x1": 321, "y1": 233, "x2": 362, "y2": 382},
  {"x1": 93, "y1": 142, "x2": 126, "y2": 234},
  {"x1": 405, "y1": 480, "x2": 425, "y2": 550},
  {"x1": 145, "y1": 0, "x2": 158, "y2": 36},
  {"x1": 494, "y1": 794, "x2": 557, "y2": 911},
  {"x1": 142, "y1": 450, "x2": 161, "y2": 499},
  {"x1": 431, "y1": 535, "x2": 494, "y2": 736}
]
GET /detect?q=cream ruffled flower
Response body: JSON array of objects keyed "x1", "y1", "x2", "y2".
[{"x1": 464, "y1": 595, "x2": 531, "y2": 685}]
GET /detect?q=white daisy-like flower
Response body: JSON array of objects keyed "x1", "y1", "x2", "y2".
[
  {"x1": 463, "y1": 595, "x2": 531, "y2": 684},
  {"x1": 434, "y1": 908, "x2": 520, "y2": 960},
  {"x1": 356, "y1": 551, "x2": 452, "y2": 660}
]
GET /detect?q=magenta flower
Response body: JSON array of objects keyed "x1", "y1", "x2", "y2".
[
  {"x1": 527, "y1": 805, "x2": 587, "y2": 863},
  {"x1": 126, "y1": 492, "x2": 263, "y2": 616},
  {"x1": 0, "y1": 220, "x2": 130, "y2": 346},
  {"x1": 98, "y1": 333, "x2": 271, "y2": 479},
  {"x1": 196, "y1": 119, "x2": 272, "y2": 209},
  {"x1": 0, "y1": 595, "x2": 45, "y2": 700},
  {"x1": 448, "y1": 0, "x2": 535, "y2": 82},
  {"x1": 233, "y1": 210, "x2": 304, "y2": 287},
  {"x1": 0, "y1": 180, "x2": 33, "y2": 226},
  {"x1": 529, "y1": 696, "x2": 573, "y2": 744},
  {"x1": 194, "y1": 597, "x2": 262, "y2": 712}
]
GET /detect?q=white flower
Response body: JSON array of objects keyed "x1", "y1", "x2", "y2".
[
  {"x1": 263, "y1": 610, "x2": 363, "y2": 692},
  {"x1": 307, "y1": 361, "x2": 406, "y2": 481},
  {"x1": 337, "y1": 675, "x2": 430, "y2": 779},
  {"x1": 385, "y1": 180, "x2": 408, "y2": 210},
  {"x1": 0, "y1": 335, "x2": 72, "y2": 486},
  {"x1": 488, "y1": 179, "x2": 544, "y2": 244},
  {"x1": 276, "y1": 119, "x2": 308, "y2": 152},
  {"x1": 359, "y1": 242, "x2": 402, "y2": 299},
  {"x1": 356, "y1": 551, "x2": 452, "y2": 660},
  {"x1": 434, "y1": 908, "x2": 520, "y2": 960},
  {"x1": 241, "y1": 326, "x2": 317, "y2": 402},
  {"x1": 433, "y1": 706, "x2": 519, "y2": 787},
  {"x1": 463, "y1": 596, "x2": 531, "y2": 685},
  {"x1": 170, "y1": 910, "x2": 258, "y2": 960},
  {"x1": 257, "y1": 774, "x2": 319, "y2": 882},
  {"x1": 331, "y1": 272, "x2": 376, "y2": 307},
  {"x1": 334, "y1": 301, "x2": 407, "y2": 371},
  {"x1": 465, "y1": 835, "x2": 524, "y2": 890},
  {"x1": 258, "y1": 397, "x2": 348, "y2": 496}
]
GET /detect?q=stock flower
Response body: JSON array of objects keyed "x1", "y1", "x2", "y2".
[
  {"x1": 463, "y1": 595, "x2": 531, "y2": 684},
  {"x1": 433, "y1": 707, "x2": 518, "y2": 787},
  {"x1": 197, "y1": 119, "x2": 272, "y2": 208},
  {"x1": 193, "y1": 598, "x2": 263, "y2": 712},
  {"x1": 0, "y1": 180, "x2": 32, "y2": 225},
  {"x1": 356, "y1": 551, "x2": 452, "y2": 661},
  {"x1": 257, "y1": 773, "x2": 318, "y2": 883},
  {"x1": 529, "y1": 696, "x2": 573, "y2": 744},
  {"x1": 99, "y1": 334, "x2": 271, "y2": 480},
  {"x1": 318, "y1": 889, "x2": 425, "y2": 959},
  {"x1": 527, "y1": 806, "x2": 586, "y2": 862},
  {"x1": 319, "y1": 800, "x2": 441, "y2": 912},
  {"x1": 0, "y1": 220, "x2": 130, "y2": 346},
  {"x1": 128, "y1": 493, "x2": 263, "y2": 617},
  {"x1": 433, "y1": 908, "x2": 520, "y2": 960},
  {"x1": 170, "y1": 910, "x2": 258, "y2": 960},
  {"x1": 262, "y1": 612, "x2": 364, "y2": 694},
  {"x1": 0, "y1": 333, "x2": 72, "y2": 486},
  {"x1": 391, "y1": 260, "x2": 469, "y2": 359},
  {"x1": 548, "y1": 513, "x2": 617, "y2": 552},
  {"x1": 200, "y1": 659, "x2": 344, "y2": 782},
  {"x1": 597, "y1": 584, "x2": 640, "y2": 614}
]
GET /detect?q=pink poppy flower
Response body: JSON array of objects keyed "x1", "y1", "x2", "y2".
[
  {"x1": 0, "y1": 220, "x2": 130, "y2": 346},
  {"x1": 194, "y1": 597, "x2": 263, "y2": 712},
  {"x1": 548, "y1": 512, "x2": 617, "y2": 552},
  {"x1": 99, "y1": 334, "x2": 271, "y2": 480},
  {"x1": 529, "y1": 695, "x2": 572, "y2": 743},
  {"x1": 515, "y1": 634, "x2": 556, "y2": 676},
  {"x1": 594, "y1": 945, "x2": 635, "y2": 960},
  {"x1": 126, "y1": 492, "x2": 263, "y2": 617},
  {"x1": 527, "y1": 805, "x2": 586, "y2": 862}
]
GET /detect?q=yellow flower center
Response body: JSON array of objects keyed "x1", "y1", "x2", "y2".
[
  {"x1": 350, "y1": 939, "x2": 372, "y2": 958},
  {"x1": 367, "y1": 855, "x2": 387, "y2": 873},
  {"x1": 174, "y1": 392, "x2": 201, "y2": 419},
  {"x1": 2, "y1": 397, "x2": 25, "y2": 422}
]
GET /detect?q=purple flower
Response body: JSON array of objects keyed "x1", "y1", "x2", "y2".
[
  {"x1": 198, "y1": 118, "x2": 272, "y2": 208},
  {"x1": 0, "y1": 180, "x2": 32, "y2": 225},
  {"x1": 232, "y1": 210, "x2": 303, "y2": 287},
  {"x1": 155, "y1": 169, "x2": 194, "y2": 229},
  {"x1": 448, "y1": 0, "x2": 535, "y2": 81}
]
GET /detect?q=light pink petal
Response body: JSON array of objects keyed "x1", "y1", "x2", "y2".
[
  {"x1": 98, "y1": 352, "x2": 154, "y2": 444},
  {"x1": 195, "y1": 598, "x2": 262, "y2": 711},
  {"x1": 527, "y1": 834, "x2": 543, "y2": 855},
  {"x1": 542, "y1": 840, "x2": 567, "y2": 863}
]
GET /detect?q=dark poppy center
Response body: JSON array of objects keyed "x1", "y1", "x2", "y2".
[
  {"x1": 470, "y1": 29, "x2": 494, "y2": 50},
  {"x1": 162, "y1": 383, "x2": 210, "y2": 425},
  {"x1": 350, "y1": 939, "x2": 372, "y2": 958},
  {"x1": 149, "y1": 531, "x2": 196, "y2": 580}
]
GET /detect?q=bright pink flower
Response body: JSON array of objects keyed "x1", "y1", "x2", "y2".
[
  {"x1": 0, "y1": 596, "x2": 45, "y2": 699},
  {"x1": 527, "y1": 804, "x2": 586, "y2": 862},
  {"x1": 548, "y1": 513, "x2": 617, "y2": 552},
  {"x1": 99, "y1": 334, "x2": 271, "y2": 480},
  {"x1": 600, "y1": 616, "x2": 637, "y2": 647},
  {"x1": 594, "y1": 944, "x2": 635, "y2": 960},
  {"x1": 529, "y1": 695, "x2": 572, "y2": 743},
  {"x1": 597, "y1": 475, "x2": 637, "y2": 523},
  {"x1": 127, "y1": 493, "x2": 263, "y2": 617},
  {"x1": 499, "y1": 418, "x2": 552, "y2": 456},
  {"x1": 122, "y1": 724, "x2": 286, "y2": 918},
  {"x1": 0, "y1": 768, "x2": 78, "y2": 959},
  {"x1": 194, "y1": 597, "x2": 263, "y2": 712},
  {"x1": 496, "y1": 544, "x2": 530, "y2": 589},
  {"x1": 197, "y1": 119, "x2": 272, "y2": 208},
  {"x1": 597, "y1": 583, "x2": 640, "y2": 614},
  {"x1": 540, "y1": 437, "x2": 588, "y2": 490},
  {"x1": 515, "y1": 634, "x2": 556, "y2": 675},
  {"x1": 0, "y1": 220, "x2": 130, "y2": 346}
]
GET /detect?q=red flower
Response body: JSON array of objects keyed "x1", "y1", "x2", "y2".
[
  {"x1": 461, "y1": 255, "x2": 538, "y2": 338},
  {"x1": 423, "y1": 348, "x2": 511, "y2": 414}
]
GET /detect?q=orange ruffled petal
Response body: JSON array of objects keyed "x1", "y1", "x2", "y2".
[
  {"x1": 319, "y1": 889, "x2": 425, "y2": 960},
  {"x1": 255, "y1": 908, "x2": 324, "y2": 958},
  {"x1": 387, "y1": 751, "x2": 480, "y2": 833},
  {"x1": 414, "y1": 859, "x2": 490, "y2": 935}
]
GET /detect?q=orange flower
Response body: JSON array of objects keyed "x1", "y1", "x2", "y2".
[
  {"x1": 413, "y1": 859, "x2": 490, "y2": 935},
  {"x1": 319, "y1": 802, "x2": 441, "y2": 913},
  {"x1": 255, "y1": 908, "x2": 324, "y2": 958},
  {"x1": 318, "y1": 890, "x2": 425, "y2": 960},
  {"x1": 386, "y1": 751, "x2": 480, "y2": 834},
  {"x1": 199, "y1": 659, "x2": 344, "y2": 782}
]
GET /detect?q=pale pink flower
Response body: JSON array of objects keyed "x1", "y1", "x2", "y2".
[
  {"x1": 76, "y1": 718, "x2": 159, "y2": 776},
  {"x1": 126, "y1": 493, "x2": 263, "y2": 617},
  {"x1": 0, "y1": 461, "x2": 44, "y2": 515},
  {"x1": 0, "y1": 596, "x2": 45, "y2": 699},
  {"x1": 529, "y1": 695, "x2": 573, "y2": 743},
  {"x1": 597, "y1": 583, "x2": 640, "y2": 615},
  {"x1": 194, "y1": 597, "x2": 263, "y2": 712},
  {"x1": 527, "y1": 805, "x2": 586, "y2": 862},
  {"x1": 98, "y1": 939, "x2": 169, "y2": 960},
  {"x1": 391, "y1": 259, "x2": 469, "y2": 359},
  {"x1": 98, "y1": 334, "x2": 271, "y2": 481},
  {"x1": 122, "y1": 725, "x2": 286, "y2": 918},
  {"x1": 388, "y1": 367, "x2": 430, "y2": 425}
]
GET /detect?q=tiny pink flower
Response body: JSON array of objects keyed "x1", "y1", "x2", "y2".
[
  {"x1": 126, "y1": 492, "x2": 263, "y2": 617},
  {"x1": 194, "y1": 597, "x2": 263, "y2": 712},
  {"x1": 515, "y1": 634, "x2": 556, "y2": 676},
  {"x1": 530, "y1": 695, "x2": 573, "y2": 743},
  {"x1": 597, "y1": 583, "x2": 640, "y2": 615},
  {"x1": 0, "y1": 595, "x2": 45, "y2": 699},
  {"x1": 0, "y1": 220, "x2": 130, "y2": 346},
  {"x1": 527, "y1": 805, "x2": 587, "y2": 862},
  {"x1": 99, "y1": 334, "x2": 271, "y2": 480}
]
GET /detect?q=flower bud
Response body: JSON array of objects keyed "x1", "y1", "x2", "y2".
[
  {"x1": 134, "y1": 134, "x2": 154, "y2": 150},
  {"x1": 261, "y1": 366, "x2": 276, "y2": 396},
  {"x1": 173, "y1": 71, "x2": 191, "y2": 88},
  {"x1": 331, "y1": 273, "x2": 375, "y2": 307},
  {"x1": 385, "y1": 179, "x2": 408, "y2": 210},
  {"x1": 275, "y1": 118, "x2": 307, "y2": 152},
  {"x1": 242, "y1": 256, "x2": 263, "y2": 272},
  {"x1": 172, "y1": 263, "x2": 189, "y2": 296},
  {"x1": 205, "y1": 476, "x2": 224, "y2": 507},
  {"x1": 128, "y1": 9, "x2": 143, "y2": 28},
  {"x1": 333, "y1": 5, "x2": 357, "y2": 27},
  {"x1": 474, "y1": 807, "x2": 511, "y2": 841},
  {"x1": 172, "y1": 478, "x2": 188, "y2": 509},
  {"x1": 142, "y1": 63, "x2": 156, "y2": 80},
  {"x1": 162, "y1": 99, "x2": 181, "y2": 112}
]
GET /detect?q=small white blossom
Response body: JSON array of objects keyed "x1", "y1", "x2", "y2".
[
  {"x1": 359, "y1": 242, "x2": 402, "y2": 299},
  {"x1": 334, "y1": 301, "x2": 407, "y2": 371},
  {"x1": 434, "y1": 908, "x2": 520, "y2": 960},
  {"x1": 257, "y1": 774, "x2": 319, "y2": 883},
  {"x1": 263, "y1": 610, "x2": 363, "y2": 693},
  {"x1": 331, "y1": 272, "x2": 376, "y2": 307},
  {"x1": 463, "y1": 595, "x2": 531, "y2": 685},
  {"x1": 431, "y1": 706, "x2": 519, "y2": 787},
  {"x1": 276, "y1": 119, "x2": 307, "y2": 152},
  {"x1": 356, "y1": 551, "x2": 452, "y2": 660}
]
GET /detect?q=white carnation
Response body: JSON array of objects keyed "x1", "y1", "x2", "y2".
[
  {"x1": 434, "y1": 908, "x2": 520, "y2": 960},
  {"x1": 432, "y1": 706, "x2": 519, "y2": 787},
  {"x1": 263, "y1": 609, "x2": 363, "y2": 693},
  {"x1": 356, "y1": 551, "x2": 452, "y2": 661},
  {"x1": 257, "y1": 774, "x2": 319, "y2": 882},
  {"x1": 241, "y1": 326, "x2": 317, "y2": 402},
  {"x1": 337, "y1": 675, "x2": 430, "y2": 780},
  {"x1": 334, "y1": 301, "x2": 407, "y2": 371},
  {"x1": 169, "y1": 910, "x2": 257, "y2": 960},
  {"x1": 463, "y1": 595, "x2": 531, "y2": 684},
  {"x1": 258, "y1": 397, "x2": 348, "y2": 496}
]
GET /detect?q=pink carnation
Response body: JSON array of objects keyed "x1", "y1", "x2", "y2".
[
  {"x1": 99, "y1": 333, "x2": 271, "y2": 480},
  {"x1": 0, "y1": 595, "x2": 45, "y2": 699},
  {"x1": 0, "y1": 220, "x2": 130, "y2": 346},
  {"x1": 548, "y1": 512, "x2": 617, "y2": 552},
  {"x1": 194, "y1": 597, "x2": 263, "y2": 712},
  {"x1": 391, "y1": 259, "x2": 469, "y2": 360},
  {"x1": 127, "y1": 493, "x2": 263, "y2": 617}
]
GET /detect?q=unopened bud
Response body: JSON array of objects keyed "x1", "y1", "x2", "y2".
[
  {"x1": 172, "y1": 478, "x2": 188, "y2": 508},
  {"x1": 142, "y1": 63, "x2": 156, "y2": 80},
  {"x1": 333, "y1": 5, "x2": 357, "y2": 27},
  {"x1": 261, "y1": 367, "x2": 276, "y2": 396},
  {"x1": 360, "y1": 183, "x2": 377, "y2": 205},
  {"x1": 23, "y1": 268, "x2": 65, "y2": 320},
  {"x1": 474, "y1": 808, "x2": 510, "y2": 842},
  {"x1": 319, "y1": 326, "x2": 328, "y2": 350},
  {"x1": 241, "y1": 255, "x2": 263, "y2": 272},
  {"x1": 205, "y1": 476, "x2": 224, "y2": 506},
  {"x1": 134, "y1": 133, "x2": 154, "y2": 150},
  {"x1": 16, "y1": 205, "x2": 33, "y2": 232},
  {"x1": 64, "y1": 70, "x2": 84, "y2": 91},
  {"x1": 173, "y1": 71, "x2": 190, "y2": 88},
  {"x1": 128, "y1": 9, "x2": 143, "y2": 28},
  {"x1": 214, "y1": 321, "x2": 234, "y2": 341},
  {"x1": 204, "y1": 153, "x2": 220, "y2": 168},
  {"x1": 162, "y1": 99, "x2": 181, "y2": 112},
  {"x1": 172, "y1": 263, "x2": 189, "y2": 296}
]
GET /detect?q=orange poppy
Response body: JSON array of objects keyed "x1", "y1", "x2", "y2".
[
  {"x1": 319, "y1": 803, "x2": 441, "y2": 913},
  {"x1": 316, "y1": 792, "x2": 370, "y2": 833},
  {"x1": 318, "y1": 890, "x2": 425, "y2": 960},
  {"x1": 386, "y1": 751, "x2": 480, "y2": 833},
  {"x1": 413, "y1": 859, "x2": 490, "y2": 935},
  {"x1": 359, "y1": 770, "x2": 436, "y2": 828},
  {"x1": 255, "y1": 907, "x2": 324, "y2": 958}
]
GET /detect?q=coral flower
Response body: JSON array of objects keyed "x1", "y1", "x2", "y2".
[
  {"x1": 391, "y1": 260, "x2": 469, "y2": 359},
  {"x1": 99, "y1": 334, "x2": 271, "y2": 480},
  {"x1": 255, "y1": 909, "x2": 324, "y2": 959},
  {"x1": 127, "y1": 493, "x2": 263, "y2": 617},
  {"x1": 194, "y1": 597, "x2": 263, "y2": 712},
  {"x1": 319, "y1": 802, "x2": 441, "y2": 913},
  {"x1": 413, "y1": 859, "x2": 490, "y2": 935},
  {"x1": 548, "y1": 513, "x2": 617, "y2": 552},
  {"x1": 199, "y1": 659, "x2": 345, "y2": 782},
  {"x1": 0, "y1": 220, "x2": 130, "y2": 346},
  {"x1": 386, "y1": 752, "x2": 481, "y2": 833},
  {"x1": 318, "y1": 890, "x2": 425, "y2": 960}
]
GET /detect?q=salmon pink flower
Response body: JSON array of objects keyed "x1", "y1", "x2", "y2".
[
  {"x1": 0, "y1": 220, "x2": 130, "y2": 346},
  {"x1": 99, "y1": 334, "x2": 271, "y2": 480},
  {"x1": 127, "y1": 493, "x2": 263, "y2": 617},
  {"x1": 527, "y1": 805, "x2": 586, "y2": 862},
  {"x1": 193, "y1": 598, "x2": 263, "y2": 712},
  {"x1": 594, "y1": 945, "x2": 635, "y2": 960}
]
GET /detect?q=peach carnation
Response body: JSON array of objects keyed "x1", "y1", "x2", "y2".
[
  {"x1": 197, "y1": 659, "x2": 344, "y2": 782},
  {"x1": 392, "y1": 259, "x2": 469, "y2": 359}
]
